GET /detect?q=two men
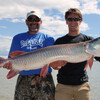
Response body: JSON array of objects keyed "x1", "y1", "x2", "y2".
[{"x1": 2, "y1": 8, "x2": 100, "y2": 100}]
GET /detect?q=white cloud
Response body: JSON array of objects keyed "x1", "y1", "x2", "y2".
[
  {"x1": 0, "y1": 35, "x2": 12, "y2": 39},
  {"x1": 0, "y1": 35, "x2": 12, "y2": 57},
  {"x1": 0, "y1": 0, "x2": 99, "y2": 21},
  {"x1": 80, "y1": 22, "x2": 89, "y2": 31},
  {"x1": 0, "y1": 0, "x2": 99, "y2": 34},
  {"x1": 80, "y1": 0, "x2": 100, "y2": 14},
  {"x1": 0, "y1": 26, "x2": 7, "y2": 29},
  {"x1": 11, "y1": 18, "x2": 25, "y2": 23},
  {"x1": 41, "y1": 16, "x2": 68, "y2": 36},
  {"x1": 0, "y1": 0, "x2": 79, "y2": 20}
]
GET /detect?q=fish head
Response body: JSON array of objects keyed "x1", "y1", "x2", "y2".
[{"x1": 86, "y1": 37, "x2": 100, "y2": 57}]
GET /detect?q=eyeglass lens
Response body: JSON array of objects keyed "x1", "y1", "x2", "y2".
[
  {"x1": 27, "y1": 17, "x2": 41, "y2": 22},
  {"x1": 67, "y1": 17, "x2": 81, "y2": 21}
]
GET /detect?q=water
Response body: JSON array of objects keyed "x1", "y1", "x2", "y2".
[{"x1": 0, "y1": 61, "x2": 100, "y2": 100}]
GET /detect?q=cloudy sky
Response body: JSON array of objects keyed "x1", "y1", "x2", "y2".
[{"x1": 0, "y1": 0, "x2": 100, "y2": 57}]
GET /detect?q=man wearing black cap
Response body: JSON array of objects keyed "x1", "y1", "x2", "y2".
[{"x1": 7, "y1": 11, "x2": 55, "y2": 100}]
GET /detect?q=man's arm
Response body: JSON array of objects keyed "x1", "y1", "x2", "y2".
[{"x1": 95, "y1": 57, "x2": 100, "y2": 62}]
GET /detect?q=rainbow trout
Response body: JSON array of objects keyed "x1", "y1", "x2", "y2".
[{"x1": 0, "y1": 37, "x2": 100, "y2": 79}]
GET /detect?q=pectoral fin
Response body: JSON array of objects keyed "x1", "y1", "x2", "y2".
[
  {"x1": 9, "y1": 51, "x2": 25, "y2": 58},
  {"x1": 40, "y1": 64, "x2": 49, "y2": 77},
  {"x1": 7, "y1": 70, "x2": 19, "y2": 79}
]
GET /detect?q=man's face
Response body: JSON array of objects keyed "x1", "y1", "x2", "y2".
[
  {"x1": 26, "y1": 15, "x2": 42, "y2": 33},
  {"x1": 66, "y1": 13, "x2": 82, "y2": 32}
]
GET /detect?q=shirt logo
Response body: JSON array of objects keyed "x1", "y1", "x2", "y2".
[{"x1": 20, "y1": 38, "x2": 43, "y2": 50}]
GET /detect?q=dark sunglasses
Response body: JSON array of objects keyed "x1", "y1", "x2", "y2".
[
  {"x1": 67, "y1": 17, "x2": 81, "y2": 22},
  {"x1": 27, "y1": 17, "x2": 41, "y2": 22}
]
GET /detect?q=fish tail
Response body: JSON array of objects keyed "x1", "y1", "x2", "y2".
[{"x1": 7, "y1": 70, "x2": 20, "y2": 79}]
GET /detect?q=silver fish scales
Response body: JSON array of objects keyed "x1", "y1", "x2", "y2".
[{"x1": 0, "y1": 37, "x2": 100, "y2": 79}]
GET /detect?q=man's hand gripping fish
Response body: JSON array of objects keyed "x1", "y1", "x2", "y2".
[{"x1": 0, "y1": 37, "x2": 100, "y2": 79}]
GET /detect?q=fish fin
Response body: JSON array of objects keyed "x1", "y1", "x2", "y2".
[
  {"x1": 9, "y1": 51, "x2": 25, "y2": 58},
  {"x1": 49, "y1": 60, "x2": 67, "y2": 69},
  {"x1": 7, "y1": 70, "x2": 19, "y2": 79},
  {"x1": 84, "y1": 62, "x2": 89, "y2": 71},
  {"x1": 40, "y1": 64, "x2": 49, "y2": 78},
  {"x1": 84, "y1": 56, "x2": 94, "y2": 71},
  {"x1": 88, "y1": 56, "x2": 94, "y2": 70}
]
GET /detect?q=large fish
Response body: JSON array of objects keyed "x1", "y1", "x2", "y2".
[{"x1": 0, "y1": 37, "x2": 100, "y2": 79}]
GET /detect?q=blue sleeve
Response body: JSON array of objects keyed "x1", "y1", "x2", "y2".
[{"x1": 8, "y1": 36, "x2": 21, "y2": 57}]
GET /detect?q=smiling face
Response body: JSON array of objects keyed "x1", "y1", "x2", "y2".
[
  {"x1": 66, "y1": 13, "x2": 82, "y2": 36},
  {"x1": 26, "y1": 15, "x2": 42, "y2": 34}
]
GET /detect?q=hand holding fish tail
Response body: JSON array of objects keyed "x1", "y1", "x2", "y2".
[
  {"x1": 0, "y1": 57, "x2": 5, "y2": 67},
  {"x1": 0, "y1": 57, "x2": 12, "y2": 69},
  {"x1": 3, "y1": 62, "x2": 12, "y2": 70},
  {"x1": 0, "y1": 57, "x2": 5, "y2": 60},
  {"x1": 1, "y1": 51, "x2": 25, "y2": 69},
  {"x1": 0, "y1": 57, "x2": 7, "y2": 68}
]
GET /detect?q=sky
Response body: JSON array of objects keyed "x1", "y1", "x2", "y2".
[{"x1": 0, "y1": 0, "x2": 100, "y2": 57}]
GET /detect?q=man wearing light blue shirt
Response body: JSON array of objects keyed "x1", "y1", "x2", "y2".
[{"x1": 9, "y1": 11, "x2": 55, "y2": 100}]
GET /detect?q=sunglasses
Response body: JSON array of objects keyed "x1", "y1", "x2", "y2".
[
  {"x1": 67, "y1": 17, "x2": 81, "y2": 22},
  {"x1": 27, "y1": 17, "x2": 41, "y2": 22}
]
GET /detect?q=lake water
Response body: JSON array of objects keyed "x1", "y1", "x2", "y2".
[{"x1": 0, "y1": 61, "x2": 100, "y2": 100}]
